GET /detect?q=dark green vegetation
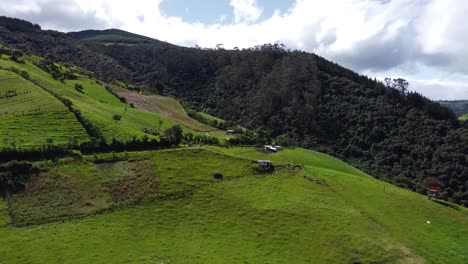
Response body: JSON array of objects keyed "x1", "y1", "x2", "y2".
[
  {"x1": 0, "y1": 16, "x2": 465, "y2": 205},
  {"x1": 1, "y1": 147, "x2": 467, "y2": 263},
  {"x1": 68, "y1": 29, "x2": 162, "y2": 44},
  {"x1": 439, "y1": 100, "x2": 468, "y2": 118}
]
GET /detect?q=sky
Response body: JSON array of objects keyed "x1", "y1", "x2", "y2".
[{"x1": 0, "y1": 0, "x2": 467, "y2": 100}]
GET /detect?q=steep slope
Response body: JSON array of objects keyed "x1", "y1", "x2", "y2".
[
  {"x1": 0, "y1": 53, "x2": 223, "y2": 147},
  {"x1": 108, "y1": 84, "x2": 225, "y2": 137},
  {"x1": 0, "y1": 68, "x2": 88, "y2": 147},
  {"x1": 1, "y1": 147, "x2": 467, "y2": 263}
]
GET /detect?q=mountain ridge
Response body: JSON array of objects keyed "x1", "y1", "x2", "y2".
[{"x1": 68, "y1": 28, "x2": 166, "y2": 44}]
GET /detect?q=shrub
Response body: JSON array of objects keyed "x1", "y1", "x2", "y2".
[
  {"x1": 112, "y1": 114, "x2": 122, "y2": 121},
  {"x1": 213, "y1": 172, "x2": 223, "y2": 180},
  {"x1": 164, "y1": 125, "x2": 183, "y2": 145},
  {"x1": 74, "y1": 83, "x2": 84, "y2": 93}
]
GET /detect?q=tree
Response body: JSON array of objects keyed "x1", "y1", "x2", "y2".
[
  {"x1": 384, "y1": 77, "x2": 409, "y2": 94},
  {"x1": 274, "y1": 134, "x2": 291, "y2": 147},
  {"x1": 44, "y1": 53, "x2": 56, "y2": 63},
  {"x1": 0, "y1": 161, "x2": 37, "y2": 195},
  {"x1": 74, "y1": 83, "x2": 84, "y2": 93},
  {"x1": 0, "y1": 161, "x2": 38, "y2": 226},
  {"x1": 393, "y1": 78, "x2": 409, "y2": 94},
  {"x1": 112, "y1": 114, "x2": 122, "y2": 122},
  {"x1": 424, "y1": 177, "x2": 443, "y2": 189},
  {"x1": 164, "y1": 125, "x2": 183, "y2": 145}
]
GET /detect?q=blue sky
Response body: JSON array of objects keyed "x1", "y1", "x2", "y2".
[
  {"x1": 1, "y1": 0, "x2": 467, "y2": 100},
  {"x1": 160, "y1": 0, "x2": 295, "y2": 24}
]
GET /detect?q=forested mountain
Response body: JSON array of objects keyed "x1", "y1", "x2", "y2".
[
  {"x1": 439, "y1": 100, "x2": 468, "y2": 117},
  {"x1": 68, "y1": 29, "x2": 163, "y2": 44},
  {"x1": 0, "y1": 17, "x2": 467, "y2": 205}
]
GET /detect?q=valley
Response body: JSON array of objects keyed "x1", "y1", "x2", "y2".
[{"x1": 0, "y1": 16, "x2": 467, "y2": 264}]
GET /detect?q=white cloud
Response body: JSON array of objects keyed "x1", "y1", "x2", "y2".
[
  {"x1": 410, "y1": 79, "x2": 468, "y2": 101},
  {"x1": 230, "y1": 0, "x2": 263, "y2": 23},
  {"x1": 0, "y1": 0, "x2": 467, "y2": 99}
]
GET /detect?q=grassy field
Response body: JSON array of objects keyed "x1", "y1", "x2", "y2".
[
  {"x1": 0, "y1": 69, "x2": 88, "y2": 147},
  {"x1": 460, "y1": 113, "x2": 468, "y2": 121},
  {"x1": 7, "y1": 149, "x2": 253, "y2": 226},
  {"x1": 196, "y1": 111, "x2": 226, "y2": 124},
  {"x1": 0, "y1": 55, "x2": 223, "y2": 143},
  {"x1": 109, "y1": 85, "x2": 227, "y2": 138},
  {"x1": 1, "y1": 147, "x2": 467, "y2": 263},
  {"x1": 209, "y1": 146, "x2": 368, "y2": 177}
]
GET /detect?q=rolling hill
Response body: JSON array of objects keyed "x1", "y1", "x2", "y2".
[
  {"x1": 0, "y1": 16, "x2": 465, "y2": 205},
  {"x1": 1, "y1": 147, "x2": 467, "y2": 263},
  {"x1": 0, "y1": 51, "x2": 226, "y2": 148},
  {"x1": 0, "y1": 16, "x2": 467, "y2": 263}
]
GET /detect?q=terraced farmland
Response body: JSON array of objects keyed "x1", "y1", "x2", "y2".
[
  {"x1": 109, "y1": 85, "x2": 227, "y2": 138},
  {"x1": 0, "y1": 56, "x2": 223, "y2": 144},
  {"x1": 0, "y1": 69, "x2": 88, "y2": 147}
]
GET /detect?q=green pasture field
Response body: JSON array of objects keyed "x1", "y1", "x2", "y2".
[
  {"x1": 0, "y1": 69, "x2": 88, "y2": 147},
  {"x1": 1, "y1": 147, "x2": 467, "y2": 263}
]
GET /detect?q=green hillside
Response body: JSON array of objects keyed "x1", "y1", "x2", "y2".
[
  {"x1": 109, "y1": 85, "x2": 226, "y2": 137},
  {"x1": 0, "y1": 69, "x2": 88, "y2": 147},
  {"x1": 1, "y1": 147, "x2": 467, "y2": 263},
  {"x1": 0, "y1": 17, "x2": 466, "y2": 264},
  {"x1": 460, "y1": 113, "x2": 468, "y2": 121},
  {"x1": 1, "y1": 18, "x2": 466, "y2": 206},
  {"x1": 0, "y1": 54, "x2": 225, "y2": 146}
]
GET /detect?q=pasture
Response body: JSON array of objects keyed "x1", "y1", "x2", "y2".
[
  {"x1": 1, "y1": 147, "x2": 467, "y2": 263},
  {"x1": 0, "y1": 68, "x2": 88, "y2": 147}
]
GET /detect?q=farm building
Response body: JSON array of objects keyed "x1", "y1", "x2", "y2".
[
  {"x1": 264, "y1": 145, "x2": 278, "y2": 152},
  {"x1": 264, "y1": 145, "x2": 283, "y2": 152},
  {"x1": 258, "y1": 160, "x2": 272, "y2": 167}
]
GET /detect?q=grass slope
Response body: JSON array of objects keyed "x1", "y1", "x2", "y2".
[
  {"x1": 109, "y1": 85, "x2": 227, "y2": 138},
  {"x1": 0, "y1": 69, "x2": 88, "y2": 147},
  {"x1": 459, "y1": 113, "x2": 468, "y2": 121},
  {"x1": 8, "y1": 149, "x2": 253, "y2": 226},
  {"x1": 1, "y1": 147, "x2": 467, "y2": 263},
  {"x1": 218, "y1": 147, "x2": 468, "y2": 263},
  {"x1": 0, "y1": 56, "x2": 213, "y2": 143},
  {"x1": 196, "y1": 111, "x2": 226, "y2": 124}
]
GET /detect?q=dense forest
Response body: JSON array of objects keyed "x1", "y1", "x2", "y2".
[
  {"x1": 439, "y1": 100, "x2": 468, "y2": 117},
  {"x1": 0, "y1": 17, "x2": 467, "y2": 205}
]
